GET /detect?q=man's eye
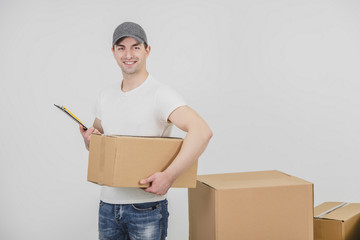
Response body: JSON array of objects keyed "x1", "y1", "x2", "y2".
[{"x1": 134, "y1": 47, "x2": 140, "y2": 50}]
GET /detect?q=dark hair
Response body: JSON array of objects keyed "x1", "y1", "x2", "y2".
[{"x1": 113, "y1": 37, "x2": 148, "y2": 49}]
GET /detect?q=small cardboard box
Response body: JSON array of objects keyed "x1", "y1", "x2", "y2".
[
  {"x1": 314, "y1": 202, "x2": 360, "y2": 240},
  {"x1": 88, "y1": 134, "x2": 198, "y2": 188},
  {"x1": 188, "y1": 170, "x2": 314, "y2": 240}
]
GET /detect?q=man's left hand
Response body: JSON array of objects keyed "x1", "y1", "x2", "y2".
[{"x1": 140, "y1": 172, "x2": 174, "y2": 195}]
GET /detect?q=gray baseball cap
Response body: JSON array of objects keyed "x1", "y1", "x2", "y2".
[{"x1": 112, "y1": 22, "x2": 148, "y2": 46}]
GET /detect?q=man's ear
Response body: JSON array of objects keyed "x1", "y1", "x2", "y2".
[{"x1": 145, "y1": 45, "x2": 151, "y2": 56}]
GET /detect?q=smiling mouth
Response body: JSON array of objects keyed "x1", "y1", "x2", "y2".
[{"x1": 123, "y1": 61, "x2": 137, "y2": 65}]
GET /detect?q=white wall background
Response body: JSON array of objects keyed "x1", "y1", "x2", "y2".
[{"x1": 1, "y1": 0, "x2": 360, "y2": 239}]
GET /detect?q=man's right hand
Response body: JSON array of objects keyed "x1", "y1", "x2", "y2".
[{"x1": 79, "y1": 125, "x2": 101, "y2": 150}]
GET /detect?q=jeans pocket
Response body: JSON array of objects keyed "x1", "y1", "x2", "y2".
[{"x1": 131, "y1": 201, "x2": 161, "y2": 212}]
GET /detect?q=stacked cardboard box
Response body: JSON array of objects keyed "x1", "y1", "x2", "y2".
[
  {"x1": 314, "y1": 202, "x2": 360, "y2": 240},
  {"x1": 188, "y1": 170, "x2": 314, "y2": 240}
]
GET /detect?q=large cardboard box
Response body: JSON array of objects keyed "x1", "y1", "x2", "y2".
[
  {"x1": 188, "y1": 170, "x2": 314, "y2": 240},
  {"x1": 88, "y1": 134, "x2": 198, "y2": 188},
  {"x1": 314, "y1": 202, "x2": 360, "y2": 240}
]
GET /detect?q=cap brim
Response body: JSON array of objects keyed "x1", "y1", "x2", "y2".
[{"x1": 112, "y1": 34, "x2": 145, "y2": 46}]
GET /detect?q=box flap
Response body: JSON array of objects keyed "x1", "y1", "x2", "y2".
[
  {"x1": 196, "y1": 170, "x2": 312, "y2": 190},
  {"x1": 314, "y1": 202, "x2": 347, "y2": 218},
  {"x1": 315, "y1": 202, "x2": 360, "y2": 221}
]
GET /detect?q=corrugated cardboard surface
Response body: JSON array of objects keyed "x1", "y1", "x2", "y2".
[
  {"x1": 197, "y1": 170, "x2": 311, "y2": 189},
  {"x1": 88, "y1": 134, "x2": 198, "y2": 188},
  {"x1": 188, "y1": 181, "x2": 216, "y2": 240},
  {"x1": 314, "y1": 219, "x2": 343, "y2": 240},
  {"x1": 189, "y1": 170, "x2": 314, "y2": 240},
  {"x1": 314, "y1": 202, "x2": 360, "y2": 240},
  {"x1": 314, "y1": 202, "x2": 344, "y2": 218}
]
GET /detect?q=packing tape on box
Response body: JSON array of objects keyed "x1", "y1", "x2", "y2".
[{"x1": 315, "y1": 202, "x2": 349, "y2": 218}]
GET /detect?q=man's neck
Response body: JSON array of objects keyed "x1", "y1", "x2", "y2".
[{"x1": 121, "y1": 71, "x2": 149, "y2": 92}]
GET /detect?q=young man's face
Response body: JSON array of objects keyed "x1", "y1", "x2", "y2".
[{"x1": 112, "y1": 37, "x2": 150, "y2": 75}]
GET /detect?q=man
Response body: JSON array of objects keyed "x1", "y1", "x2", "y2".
[{"x1": 80, "y1": 22, "x2": 212, "y2": 240}]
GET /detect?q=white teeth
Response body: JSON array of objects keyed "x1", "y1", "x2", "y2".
[{"x1": 124, "y1": 62, "x2": 135, "y2": 65}]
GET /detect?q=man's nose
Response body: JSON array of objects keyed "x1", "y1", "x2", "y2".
[{"x1": 124, "y1": 49, "x2": 133, "y2": 59}]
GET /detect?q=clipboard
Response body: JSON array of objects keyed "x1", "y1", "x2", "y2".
[{"x1": 54, "y1": 104, "x2": 88, "y2": 130}]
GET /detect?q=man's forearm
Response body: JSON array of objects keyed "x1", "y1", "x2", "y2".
[
  {"x1": 140, "y1": 106, "x2": 212, "y2": 195},
  {"x1": 163, "y1": 126, "x2": 212, "y2": 182},
  {"x1": 84, "y1": 140, "x2": 89, "y2": 151}
]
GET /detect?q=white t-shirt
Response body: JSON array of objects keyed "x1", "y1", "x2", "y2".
[{"x1": 94, "y1": 74, "x2": 186, "y2": 204}]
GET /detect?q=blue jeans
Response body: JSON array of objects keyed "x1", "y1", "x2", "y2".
[{"x1": 98, "y1": 199, "x2": 169, "y2": 240}]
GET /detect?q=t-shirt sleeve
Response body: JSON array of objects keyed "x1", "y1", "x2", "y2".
[{"x1": 156, "y1": 85, "x2": 187, "y2": 123}]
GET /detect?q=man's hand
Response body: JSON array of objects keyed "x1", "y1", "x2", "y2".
[
  {"x1": 79, "y1": 125, "x2": 101, "y2": 150},
  {"x1": 140, "y1": 172, "x2": 175, "y2": 195}
]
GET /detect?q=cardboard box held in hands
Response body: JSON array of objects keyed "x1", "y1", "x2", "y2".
[{"x1": 87, "y1": 134, "x2": 198, "y2": 188}]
